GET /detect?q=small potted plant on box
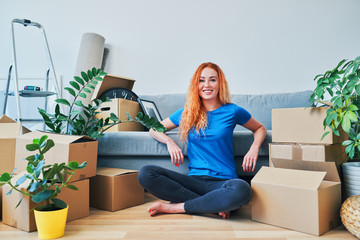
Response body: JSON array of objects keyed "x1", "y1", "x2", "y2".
[
  {"x1": 0, "y1": 135, "x2": 86, "y2": 239},
  {"x1": 310, "y1": 56, "x2": 360, "y2": 239},
  {"x1": 38, "y1": 67, "x2": 165, "y2": 138}
]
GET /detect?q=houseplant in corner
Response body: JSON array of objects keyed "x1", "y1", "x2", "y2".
[
  {"x1": 0, "y1": 135, "x2": 86, "y2": 239},
  {"x1": 310, "y1": 56, "x2": 360, "y2": 238},
  {"x1": 38, "y1": 67, "x2": 166, "y2": 139},
  {"x1": 310, "y1": 56, "x2": 360, "y2": 193}
]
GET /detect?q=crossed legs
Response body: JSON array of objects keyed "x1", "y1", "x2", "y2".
[{"x1": 138, "y1": 165, "x2": 251, "y2": 218}]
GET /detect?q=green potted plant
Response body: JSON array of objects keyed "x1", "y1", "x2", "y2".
[
  {"x1": 310, "y1": 56, "x2": 360, "y2": 239},
  {"x1": 38, "y1": 67, "x2": 165, "y2": 139},
  {"x1": 0, "y1": 135, "x2": 86, "y2": 239},
  {"x1": 310, "y1": 56, "x2": 360, "y2": 197}
]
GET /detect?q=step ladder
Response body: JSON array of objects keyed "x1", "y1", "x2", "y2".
[{"x1": 3, "y1": 19, "x2": 61, "y2": 131}]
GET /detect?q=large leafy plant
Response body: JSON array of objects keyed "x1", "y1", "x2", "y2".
[
  {"x1": 310, "y1": 56, "x2": 360, "y2": 159},
  {"x1": 0, "y1": 135, "x2": 86, "y2": 211},
  {"x1": 38, "y1": 67, "x2": 166, "y2": 139}
]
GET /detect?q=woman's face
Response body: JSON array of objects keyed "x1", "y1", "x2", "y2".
[{"x1": 198, "y1": 67, "x2": 219, "y2": 102}]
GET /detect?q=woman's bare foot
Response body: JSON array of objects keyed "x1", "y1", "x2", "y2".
[
  {"x1": 219, "y1": 211, "x2": 230, "y2": 219},
  {"x1": 147, "y1": 201, "x2": 185, "y2": 216}
]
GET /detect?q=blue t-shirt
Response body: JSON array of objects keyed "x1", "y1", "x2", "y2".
[{"x1": 169, "y1": 103, "x2": 251, "y2": 179}]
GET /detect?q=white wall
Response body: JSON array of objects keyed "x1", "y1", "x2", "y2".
[{"x1": 1, "y1": 0, "x2": 360, "y2": 98}]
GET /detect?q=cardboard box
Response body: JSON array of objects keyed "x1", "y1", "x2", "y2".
[
  {"x1": 272, "y1": 107, "x2": 348, "y2": 144},
  {"x1": 251, "y1": 158, "x2": 341, "y2": 236},
  {"x1": 90, "y1": 167, "x2": 144, "y2": 211},
  {"x1": 92, "y1": 74, "x2": 144, "y2": 131},
  {"x1": 269, "y1": 143, "x2": 346, "y2": 171},
  {"x1": 96, "y1": 99, "x2": 144, "y2": 131},
  {"x1": 0, "y1": 115, "x2": 30, "y2": 173},
  {"x1": 92, "y1": 74, "x2": 136, "y2": 98},
  {"x1": 2, "y1": 175, "x2": 89, "y2": 232},
  {"x1": 14, "y1": 131, "x2": 97, "y2": 182},
  {"x1": 0, "y1": 115, "x2": 30, "y2": 219}
]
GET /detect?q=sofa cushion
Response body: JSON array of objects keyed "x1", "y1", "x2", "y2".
[
  {"x1": 98, "y1": 131, "x2": 186, "y2": 157},
  {"x1": 97, "y1": 130, "x2": 272, "y2": 157}
]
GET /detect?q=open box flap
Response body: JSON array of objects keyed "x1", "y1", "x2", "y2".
[
  {"x1": 0, "y1": 115, "x2": 17, "y2": 123},
  {"x1": 20, "y1": 131, "x2": 95, "y2": 144},
  {"x1": 252, "y1": 166, "x2": 326, "y2": 190},
  {"x1": 0, "y1": 115, "x2": 30, "y2": 138},
  {"x1": 96, "y1": 167, "x2": 138, "y2": 177},
  {"x1": 271, "y1": 158, "x2": 340, "y2": 182},
  {"x1": 92, "y1": 74, "x2": 136, "y2": 100}
]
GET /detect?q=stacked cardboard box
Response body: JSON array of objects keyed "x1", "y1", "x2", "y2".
[
  {"x1": 2, "y1": 131, "x2": 98, "y2": 232},
  {"x1": 92, "y1": 74, "x2": 144, "y2": 131},
  {"x1": 0, "y1": 115, "x2": 30, "y2": 219},
  {"x1": 251, "y1": 107, "x2": 347, "y2": 236}
]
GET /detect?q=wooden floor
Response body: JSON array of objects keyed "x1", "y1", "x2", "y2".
[{"x1": 0, "y1": 193, "x2": 356, "y2": 240}]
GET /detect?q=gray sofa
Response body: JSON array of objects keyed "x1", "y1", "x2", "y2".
[{"x1": 97, "y1": 91, "x2": 313, "y2": 180}]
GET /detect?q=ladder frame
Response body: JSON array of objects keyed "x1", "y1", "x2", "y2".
[{"x1": 3, "y1": 19, "x2": 61, "y2": 128}]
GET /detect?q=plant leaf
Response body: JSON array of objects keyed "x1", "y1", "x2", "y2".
[
  {"x1": 320, "y1": 131, "x2": 330, "y2": 141},
  {"x1": 64, "y1": 87, "x2": 76, "y2": 97},
  {"x1": 39, "y1": 135, "x2": 48, "y2": 146},
  {"x1": 26, "y1": 143, "x2": 40, "y2": 151},
  {"x1": 92, "y1": 67, "x2": 97, "y2": 76},
  {"x1": 74, "y1": 76, "x2": 84, "y2": 86},
  {"x1": 87, "y1": 83, "x2": 95, "y2": 89},
  {"x1": 342, "y1": 117, "x2": 351, "y2": 133},
  {"x1": 346, "y1": 111, "x2": 358, "y2": 122},
  {"x1": 29, "y1": 182, "x2": 41, "y2": 192},
  {"x1": 55, "y1": 98, "x2": 71, "y2": 107},
  {"x1": 126, "y1": 112, "x2": 133, "y2": 120},
  {"x1": 356, "y1": 84, "x2": 360, "y2": 95},
  {"x1": 32, "y1": 190, "x2": 52, "y2": 203},
  {"x1": 52, "y1": 198, "x2": 67, "y2": 209},
  {"x1": 342, "y1": 140, "x2": 353, "y2": 146},
  {"x1": 109, "y1": 113, "x2": 119, "y2": 122},
  {"x1": 15, "y1": 197, "x2": 24, "y2": 208},
  {"x1": 42, "y1": 139, "x2": 55, "y2": 154},
  {"x1": 66, "y1": 185, "x2": 79, "y2": 191},
  {"x1": 0, "y1": 173, "x2": 11, "y2": 182},
  {"x1": 78, "y1": 92, "x2": 87, "y2": 98},
  {"x1": 83, "y1": 87, "x2": 91, "y2": 94},
  {"x1": 81, "y1": 71, "x2": 89, "y2": 82},
  {"x1": 74, "y1": 100, "x2": 83, "y2": 107},
  {"x1": 87, "y1": 70, "x2": 93, "y2": 79},
  {"x1": 77, "y1": 161, "x2": 87, "y2": 169},
  {"x1": 16, "y1": 175, "x2": 27, "y2": 186},
  {"x1": 70, "y1": 81, "x2": 80, "y2": 91},
  {"x1": 68, "y1": 161, "x2": 79, "y2": 170},
  {"x1": 136, "y1": 112, "x2": 144, "y2": 120}
]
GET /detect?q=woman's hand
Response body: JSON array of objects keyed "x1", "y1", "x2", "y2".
[
  {"x1": 242, "y1": 117, "x2": 266, "y2": 173},
  {"x1": 242, "y1": 146, "x2": 259, "y2": 172},
  {"x1": 166, "y1": 139, "x2": 184, "y2": 167},
  {"x1": 149, "y1": 118, "x2": 184, "y2": 167}
]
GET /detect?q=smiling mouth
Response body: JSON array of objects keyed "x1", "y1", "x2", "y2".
[{"x1": 203, "y1": 89, "x2": 213, "y2": 93}]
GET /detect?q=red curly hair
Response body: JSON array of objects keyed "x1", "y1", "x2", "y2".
[{"x1": 179, "y1": 62, "x2": 231, "y2": 142}]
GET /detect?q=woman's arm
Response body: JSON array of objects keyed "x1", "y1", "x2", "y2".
[
  {"x1": 149, "y1": 118, "x2": 184, "y2": 167},
  {"x1": 241, "y1": 117, "x2": 267, "y2": 172}
]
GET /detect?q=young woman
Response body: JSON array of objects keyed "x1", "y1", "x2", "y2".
[{"x1": 138, "y1": 62, "x2": 266, "y2": 218}]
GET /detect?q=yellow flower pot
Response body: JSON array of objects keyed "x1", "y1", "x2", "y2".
[{"x1": 34, "y1": 205, "x2": 68, "y2": 239}]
